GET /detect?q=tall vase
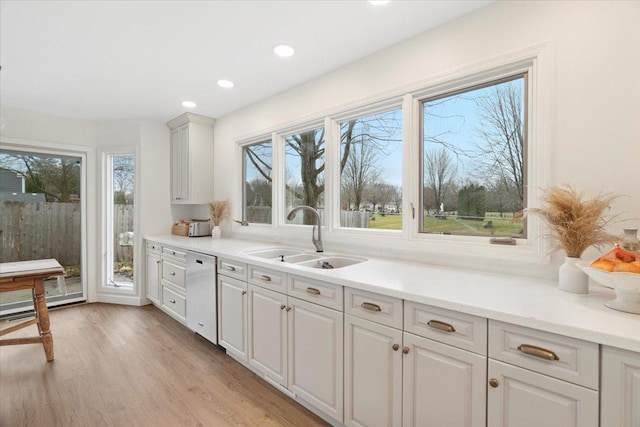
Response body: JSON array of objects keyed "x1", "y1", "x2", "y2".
[
  {"x1": 558, "y1": 256, "x2": 588, "y2": 294},
  {"x1": 211, "y1": 226, "x2": 222, "y2": 239}
]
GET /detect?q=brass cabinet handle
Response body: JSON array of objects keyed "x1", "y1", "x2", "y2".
[
  {"x1": 260, "y1": 275, "x2": 272, "y2": 282},
  {"x1": 489, "y1": 378, "x2": 499, "y2": 388},
  {"x1": 169, "y1": 299, "x2": 176, "y2": 304},
  {"x1": 226, "y1": 265, "x2": 236, "y2": 272},
  {"x1": 361, "y1": 302, "x2": 382, "y2": 312},
  {"x1": 427, "y1": 320, "x2": 456, "y2": 333},
  {"x1": 241, "y1": 290, "x2": 247, "y2": 295},
  {"x1": 392, "y1": 344, "x2": 399, "y2": 351},
  {"x1": 517, "y1": 344, "x2": 559, "y2": 361},
  {"x1": 280, "y1": 305, "x2": 286, "y2": 310},
  {"x1": 306, "y1": 287, "x2": 321, "y2": 295},
  {"x1": 286, "y1": 307, "x2": 291, "y2": 312},
  {"x1": 169, "y1": 271, "x2": 176, "y2": 276},
  {"x1": 402, "y1": 347, "x2": 410, "y2": 354}
]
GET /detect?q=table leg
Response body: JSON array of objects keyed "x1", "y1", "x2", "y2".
[{"x1": 33, "y1": 279, "x2": 54, "y2": 361}]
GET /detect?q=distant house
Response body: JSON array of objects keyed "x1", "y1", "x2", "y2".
[{"x1": 0, "y1": 168, "x2": 46, "y2": 201}]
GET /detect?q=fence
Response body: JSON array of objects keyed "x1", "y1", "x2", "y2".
[{"x1": 0, "y1": 201, "x2": 133, "y2": 265}]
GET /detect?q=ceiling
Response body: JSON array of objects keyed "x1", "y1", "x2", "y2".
[{"x1": 0, "y1": 1, "x2": 492, "y2": 123}]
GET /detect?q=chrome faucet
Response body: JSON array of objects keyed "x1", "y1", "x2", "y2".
[{"x1": 286, "y1": 206, "x2": 323, "y2": 252}]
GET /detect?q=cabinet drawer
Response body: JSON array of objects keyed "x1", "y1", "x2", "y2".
[
  {"x1": 345, "y1": 287, "x2": 403, "y2": 329},
  {"x1": 162, "y1": 246, "x2": 186, "y2": 261},
  {"x1": 288, "y1": 274, "x2": 343, "y2": 311},
  {"x1": 489, "y1": 320, "x2": 599, "y2": 390},
  {"x1": 162, "y1": 286, "x2": 186, "y2": 319},
  {"x1": 248, "y1": 265, "x2": 286, "y2": 293},
  {"x1": 218, "y1": 257, "x2": 248, "y2": 281},
  {"x1": 162, "y1": 259, "x2": 186, "y2": 289},
  {"x1": 404, "y1": 301, "x2": 487, "y2": 355},
  {"x1": 146, "y1": 241, "x2": 161, "y2": 253}
]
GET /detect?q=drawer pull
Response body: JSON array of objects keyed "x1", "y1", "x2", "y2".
[
  {"x1": 306, "y1": 287, "x2": 321, "y2": 295},
  {"x1": 517, "y1": 344, "x2": 559, "y2": 361},
  {"x1": 392, "y1": 344, "x2": 399, "y2": 351},
  {"x1": 427, "y1": 320, "x2": 456, "y2": 333},
  {"x1": 171, "y1": 251, "x2": 176, "y2": 255},
  {"x1": 489, "y1": 378, "x2": 499, "y2": 388},
  {"x1": 226, "y1": 265, "x2": 237, "y2": 272},
  {"x1": 280, "y1": 305, "x2": 286, "y2": 310},
  {"x1": 169, "y1": 299, "x2": 176, "y2": 304},
  {"x1": 198, "y1": 322, "x2": 203, "y2": 327},
  {"x1": 402, "y1": 346, "x2": 410, "y2": 354},
  {"x1": 260, "y1": 275, "x2": 272, "y2": 282},
  {"x1": 241, "y1": 290, "x2": 247, "y2": 295},
  {"x1": 361, "y1": 302, "x2": 382, "y2": 312},
  {"x1": 169, "y1": 271, "x2": 176, "y2": 276},
  {"x1": 286, "y1": 307, "x2": 291, "y2": 312}
]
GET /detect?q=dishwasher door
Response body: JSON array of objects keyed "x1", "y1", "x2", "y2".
[{"x1": 186, "y1": 252, "x2": 217, "y2": 344}]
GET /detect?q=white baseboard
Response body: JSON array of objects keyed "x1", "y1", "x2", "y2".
[{"x1": 96, "y1": 293, "x2": 148, "y2": 306}]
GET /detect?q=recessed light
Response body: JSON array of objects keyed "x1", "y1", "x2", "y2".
[
  {"x1": 369, "y1": 0, "x2": 390, "y2": 5},
  {"x1": 273, "y1": 44, "x2": 295, "y2": 58},
  {"x1": 217, "y1": 79, "x2": 234, "y2": 88},
  {"x1": 181, "y1": 101, "x2": 196, "y2": 108}
]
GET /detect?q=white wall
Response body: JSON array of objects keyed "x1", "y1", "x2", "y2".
[{"x1": 212, "y1": 1, "x2": 640, "y2": 279}]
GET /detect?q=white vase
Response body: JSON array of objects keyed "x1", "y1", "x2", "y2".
[
  {"x1": 558, "y1": 256, "x2": 588, "y2": 294},
  {"x1": 211, "y1": 226, "x2": 222, "y2": 239}
]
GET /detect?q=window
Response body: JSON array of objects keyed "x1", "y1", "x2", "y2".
[
  {"x1": 0, "y1": 148, "x2": 86, "y2": 314},
  {"x1": 339, "y1": 108, "x2": 403, "y2": 230},
  {"x1": 420, "y1": 74, "x2": 527, "y2": 238},
  {"x1": 105, "y1": 153, "x2": 135, "y2": 288},
  {"x1": 243, "y1": 140, "x2": 272, "y2": 224},
  {"x1": 284, "y1": 126, "x2": 325, "y2": 225}
]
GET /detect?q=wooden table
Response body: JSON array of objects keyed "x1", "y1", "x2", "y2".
[{"x1": 0, "y1": 259, "x2": 65, "y2": 362}]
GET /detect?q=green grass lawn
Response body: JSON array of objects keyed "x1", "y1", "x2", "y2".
[{"x1": 368, "y1": 213, "x2": 523, "y2": 237}]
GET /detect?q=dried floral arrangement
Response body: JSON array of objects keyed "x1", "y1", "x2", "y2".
[
  {"x1": 528, "y1": 185, "x2": 620, "y2": 258},
  {"x1": 208, "y1": 200, "x2": 229, "y2": 226}
]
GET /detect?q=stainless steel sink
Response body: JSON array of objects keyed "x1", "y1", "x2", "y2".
[
  {"x1": 296, "y1": 256, "x2": 367, "y2": 269},
  {"x1": 244, "y1": 248, "x2": 304, "y2": 259}
]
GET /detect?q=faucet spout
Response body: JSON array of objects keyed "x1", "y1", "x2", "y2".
[{"x1": 286, "y1": 206, "x2": 323, "y2": 252}]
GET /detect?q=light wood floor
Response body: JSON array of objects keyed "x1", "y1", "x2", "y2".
[{"x1": 0, "y1": 303, "x2": 329, "y2": 427}]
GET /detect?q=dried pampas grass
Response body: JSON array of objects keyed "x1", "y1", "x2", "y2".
[
  {"x1": 208, "y1": 200, "x2": 229, "y2": 226},
  {"x1": 528, "y1": 185, "x2": 620, "y2": 258}
]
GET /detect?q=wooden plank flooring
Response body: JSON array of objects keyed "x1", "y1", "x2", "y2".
[{"x1": 0, "y1": 303, "x2": 329, "y2": 426}]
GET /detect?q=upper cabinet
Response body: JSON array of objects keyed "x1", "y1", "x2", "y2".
[{"x1": 166, "y1": 113, "x2": 215, "y2": 204}]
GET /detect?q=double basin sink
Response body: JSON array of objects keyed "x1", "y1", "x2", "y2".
[{"x1": 243, "y1": 247, "x2": 366, "y2": 270}]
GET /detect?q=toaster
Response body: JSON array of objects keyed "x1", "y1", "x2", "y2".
[{"x1": 188, "y1": 220, "x2": 211, "y2": 237}]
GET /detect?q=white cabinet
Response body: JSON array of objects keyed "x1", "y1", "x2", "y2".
[
  {"x1": 159, "y1": 245, "x2": 187, "y2": 324},
  {"x1": 344, "y1": 314, "x2": 402, "y2": 427},
  {"x1": 247, "y1": 284, "x2": 288, "y2": 386},
  {"x1": 217, "y1": 275, "x2": 248, "y2": 362},
  {"x1": 601, "y1": 346, "x2": 640, "y2": 427},
  {"x1": 487, "y1": 359, "x2": 598, "y2": 427},
  {"x1": 145, "y1": 241, "x2": 161, "y2": 304},
  {"x1": 402, "y1": 332, "x2": 487, "y2": 427},
  {"x1": 487, "y1": 320, "x2": 599, "y2": 427},
  {"x1": 288, "y1": 297, "x2": 344, "y2": 422},
  {"x1": 167, "y1": 113, "x2": 215, "y2": 204}
]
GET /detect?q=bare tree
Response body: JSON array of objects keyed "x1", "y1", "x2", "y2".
[
  {"x1": 368, "y1": 182, "x2": 396, "y2": 213},
  {"x1": 423, "y1": 147, "x2": 457, "y2": 213},
  {"x1": 113, "y1": 156, "x2": 134, "y2": 204},
  {"x1": 473, "y1": 80, "x2": 524, "y2": 211},
  {"x1": 340, "y1": 138, "x2": 381, "y2": 211},
  {"x1": 392, "y1": 186, "x2": 402, "y2": 213}
]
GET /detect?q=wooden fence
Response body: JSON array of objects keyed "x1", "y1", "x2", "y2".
[{"x1": 1, "y1": 201, "x2": 133, "y2": 265}]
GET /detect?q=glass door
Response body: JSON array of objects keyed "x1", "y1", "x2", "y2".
[{"x1": 0, "y1": 149, "x2": 86, "y2": 313}]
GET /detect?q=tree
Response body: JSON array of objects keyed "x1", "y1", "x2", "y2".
[
  {"x1": 0, "y1": 153, "x2": 80, "y2": 202},
  {"x1": 392, "y1": 186, "x2": 402, "y2": 213},
  {"x1": 340, "y1": 134, "x2": 381, "y2": 211},
  {"x1": 457, "y1": 184, "x2": 486, "y2": 219},
  {"x1": 473, "y1": 80, "x2": 524, "y2": 212},
  {"x1": 113, "y1": 156, "x2": 134, "y2": 205},
  {"x1": 423, "y1": 147, "x2": 457, "y2": 214},
  {"x1": 368, "y1": 182, "x2": 396, "y2": 213}
]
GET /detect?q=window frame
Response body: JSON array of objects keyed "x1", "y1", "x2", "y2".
[
  {"x1": 418, "y1": 72, "x2": 529, "y2": 239},
  {"x1": 242, "y1": 138, "x2": 274, "y2": 225}
]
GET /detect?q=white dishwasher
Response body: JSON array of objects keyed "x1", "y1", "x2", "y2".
[{"x1": 186, "y1": 251, "x2": 217, "y2": 344}]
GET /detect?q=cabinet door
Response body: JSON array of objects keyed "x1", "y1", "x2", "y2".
[
  {"x1": 217, "y1": 275, "x2": 247, "y2": 362},
  {"x1": 344, "y1": 314, "x2": 402, "y2": 427},
  {"x1": 170, "y1": 125, "x2": 189, "y2": 203},
  {"x1": 248, "y1": 285, "x2": 288, "y2": 386},
  {"x1": 402, "y1": 332, "x2": 486, "y2": 427},
  {"x1": 288, "y1": 297, "x2": 344, "y2": 423},
  {"x1": 487, "y1": 359, "x2": 598, "y2": 427},
  {"x1": 601, "y1": 346, "x2": 640, "y2": 427},
  {"x1": 145, "y1": 251, "x2": 160, "y2": 303}
]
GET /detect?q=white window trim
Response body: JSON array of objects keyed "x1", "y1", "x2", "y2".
[
  {"x1": 100, "y1": 147, "x2": 139, "y2": 294},
  {"x1": 233, "y1": 43, "x2": 552, "y2": 266}
]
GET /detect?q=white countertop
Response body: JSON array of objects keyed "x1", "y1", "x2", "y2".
[{"x1": 146, "y1": 235, "x2": 640, "y2": 353}]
